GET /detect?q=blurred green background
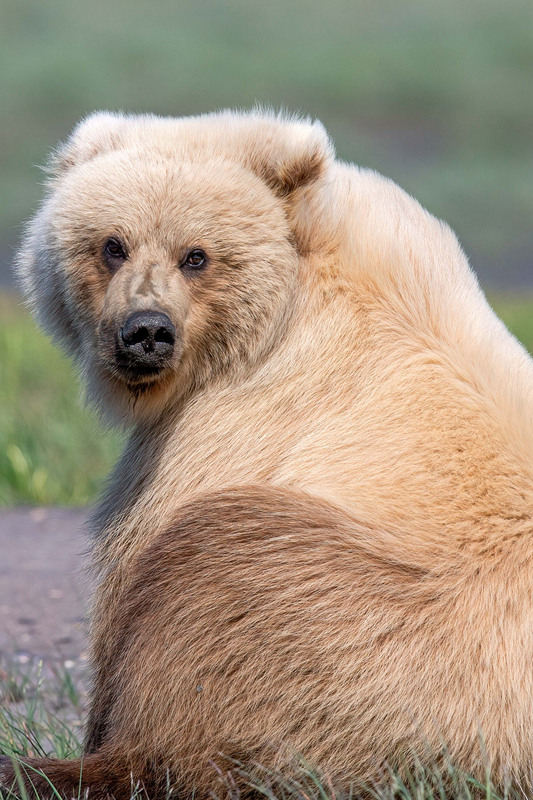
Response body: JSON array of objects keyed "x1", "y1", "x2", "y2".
[{"x1": 1, "y1": 0, "x2": 532, "y2": 504}]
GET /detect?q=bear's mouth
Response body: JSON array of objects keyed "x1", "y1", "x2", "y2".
[
  {"x1": 112, "y1": 353, "x2": 178, "y2": 388},
  {"x1": 119, "y1": 363, "x2": 166, "y2": 384}
]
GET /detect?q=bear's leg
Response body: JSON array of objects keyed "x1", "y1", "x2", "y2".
[
  {"x1": 83, "y1": 688, "x2": 112, "y2": 754},
  {"x1": 0, "y1": 750, "x2": 144, "y2": 800}
]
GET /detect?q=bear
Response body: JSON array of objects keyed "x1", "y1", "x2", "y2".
[{"x1": 1, "y1": 109, "x2": 533, "y2": 798}]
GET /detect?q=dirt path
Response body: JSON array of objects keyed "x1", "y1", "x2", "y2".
[{"x1": 0, "y1": 507, "x2": 90, "y2": 668}]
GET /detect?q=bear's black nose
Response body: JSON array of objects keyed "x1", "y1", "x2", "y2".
[{"x1": 118, "y1": 310, "x2": 175, "y2": 372}]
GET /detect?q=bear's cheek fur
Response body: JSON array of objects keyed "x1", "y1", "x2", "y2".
[{"x1": 52, "y1": 250, "x2": 112, "y2": 355}]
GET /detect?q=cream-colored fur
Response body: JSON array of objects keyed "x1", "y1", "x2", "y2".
[{"x1": 3, "y1": 109, "x2": 533, "y2": 797}]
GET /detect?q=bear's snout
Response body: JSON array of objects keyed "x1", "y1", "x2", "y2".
[{"x1": 116, "y1": 309, "x2": 176, "y2": 376}]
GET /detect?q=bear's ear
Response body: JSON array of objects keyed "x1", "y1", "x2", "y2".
[
  {"x1": 47, "y1": 112, "x2": 128, "y2": 177},
  {"x1": 243, "y1": 116, "x2": 334, "y2": 197}
]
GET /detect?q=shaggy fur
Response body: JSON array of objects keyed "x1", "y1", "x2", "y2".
[{"x1": 2, "y1": 109, "x2": 533, "y2": 798}]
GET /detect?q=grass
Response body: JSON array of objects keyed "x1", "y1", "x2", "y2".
[
  {"x1": 0, "y1": 657, "x2": 85, "y2": 764},
  {"x1": 0, "y1": 290, "x2": 532, "y2": 507},
  {"x1": 0, "y1": 293, "x2": 123, "y2": 506}
]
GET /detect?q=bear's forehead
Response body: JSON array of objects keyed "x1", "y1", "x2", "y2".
[
  {"x1": 67, "y1": 149, "x2": 270, "y2": 194},
  {"x1": 50, "y1": 149, "x2": 289, "y2": 247}
]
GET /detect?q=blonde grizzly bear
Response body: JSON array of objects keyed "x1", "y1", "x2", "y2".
[{"x1": 2, "y1": 109, "x2": 533, "y2": 798}]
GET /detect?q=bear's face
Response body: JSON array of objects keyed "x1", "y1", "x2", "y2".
[
  {"x1": 40, "y1": 150, "x2": 299, "y2": 418},
  {"x1": 17, "y1": 111, "x2": 333, "y2": 421}
]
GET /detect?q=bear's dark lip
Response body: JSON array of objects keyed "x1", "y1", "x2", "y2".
[
  {"x1": 112, "y1": 346, "x2": 174, "y2": 383},
  {"x1": 108, "y1": 360, "x2": 170, "y2": 390}
]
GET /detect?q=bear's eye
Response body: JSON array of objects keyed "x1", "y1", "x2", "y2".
[
  {"x1": 182, "y1": 249, "x2": 207, "y2": 271},
  {"x1": 103, "y1": 237, "x2": 127, "y2": 269}
]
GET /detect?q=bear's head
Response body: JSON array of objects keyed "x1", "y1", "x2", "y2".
[{"x1": 17, "y1": 110, "x2": 333, "y2": 421}]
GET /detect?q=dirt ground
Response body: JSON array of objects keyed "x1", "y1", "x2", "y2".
[{"x1": 0, "y1": 507, "x2": 90, "y2": 668}]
